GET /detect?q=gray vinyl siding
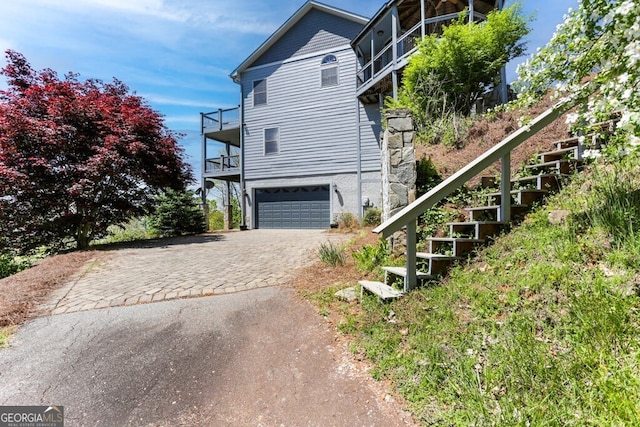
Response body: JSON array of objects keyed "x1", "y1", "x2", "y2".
[
  {"x1": 252, "y1": 9, "x2": 365, "y2": 67},
  {"x1": 360, "y1": 102, "x2": 383, "y2": 170},
  {"x1": 241, "y1": 47, "x2": 380, "y2": 181}
]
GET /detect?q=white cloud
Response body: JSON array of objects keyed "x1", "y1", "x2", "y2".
[{"x1": 142, "y1": 94, "x2": 214, "y2": 108}]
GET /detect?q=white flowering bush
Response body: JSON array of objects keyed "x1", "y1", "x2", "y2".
[{"x1": 513, "y1": 0, "x2": 639, "y2": 152}]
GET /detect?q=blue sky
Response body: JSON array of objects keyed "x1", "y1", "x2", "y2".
[{"x1": 0, "y1": 0, "x2": 578, "y2": 179}]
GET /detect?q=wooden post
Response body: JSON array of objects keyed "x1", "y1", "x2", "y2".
[
  {"x1": 391, "y1": 6, "x2": 399, "y2": 100},
  {"x1": 500, "y1": 153, "x2": 511, "y2": 223},
  {"x1": 405, "y1": 219, "x2": 417, "y2": 292}
]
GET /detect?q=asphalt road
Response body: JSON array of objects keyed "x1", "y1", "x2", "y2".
[{"x1": 0, "y1": 287, "x2": 413, "y2": 426}]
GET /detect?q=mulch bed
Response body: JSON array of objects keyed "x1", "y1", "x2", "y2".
[{"x1": 0, "y1": 251, "x2": 101, "y2": 327}]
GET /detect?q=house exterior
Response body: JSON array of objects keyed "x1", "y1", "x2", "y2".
[{"x1": 201, "y1": 0, "x2": 502, "y2": 230}]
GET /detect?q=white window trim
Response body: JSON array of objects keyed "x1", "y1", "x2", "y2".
[
  {"x1": 263, "y1": 127, "x2": 280, "y2": 156},
  {"x1": 320, "y1": 55, "x2": 339, "y2": 88}
]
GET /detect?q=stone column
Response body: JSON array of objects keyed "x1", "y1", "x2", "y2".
[
  {"x1": 381, "y1": 109, "x2": 417, "y2": 255},
  {"x1": 382, "y1": 109, "x2": 416, "y2": 220}
]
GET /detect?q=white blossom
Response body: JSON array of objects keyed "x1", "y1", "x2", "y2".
[
  {"x1": 616, "y1": 0, "x2": 634, "y2": 16},
  {"x1": 566, "y1": 112, "x2": 580, "y2": 124}
]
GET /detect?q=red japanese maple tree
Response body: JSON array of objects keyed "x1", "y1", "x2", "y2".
[{"x1": 0, "y1": 50, "x2": 192, "y2": 251}]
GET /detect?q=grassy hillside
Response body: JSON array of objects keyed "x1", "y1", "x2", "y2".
[{"x1": 315, "y1": 151, "x2": 640, "y2": 425}]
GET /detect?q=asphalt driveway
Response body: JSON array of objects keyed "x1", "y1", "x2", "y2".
[{"x1": 0, "y1": 230, "x2": 415, "y2": 426}]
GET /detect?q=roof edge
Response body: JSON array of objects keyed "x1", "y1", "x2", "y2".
[{"x1": 231, "y1": 1, "x2": 369, "y2": 81}]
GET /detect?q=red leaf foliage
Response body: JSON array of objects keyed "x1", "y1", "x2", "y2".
[{"x1": 0, "y1": 50, "x2": 193, "y2": 252}]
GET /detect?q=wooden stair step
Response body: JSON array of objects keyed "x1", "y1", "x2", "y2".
[
  {"x1": 539, "y1": 146, "x2": 579, "y2": 162},
  {"x1": 466, "y1": 204, "x2": 528, "y2": 222},
  {"x1": 552, "y1": 136, "x2": 580, "y2": 150},
  {"x1": 511, "y1": 174, "x2": 566, "y2": 191},
  {"x1": 416, "y1": 253, "x2": 461, "y2": 260},
  {"x1": 426, "y1": 237, "x2": 485, "y2": 257},
  {"x1": 381, "y1": 266, "x2": 434, "y2": 280},
  {"x1": 525, "y1": 159, "x2": 580, "y2": 175},
  {"x1": 359, "y1": 280, "x2": 404, "y2": 300},
  {"x1": 448, "y1": 221, "x2": 504, "y2": 240},
  {"x1": 485, "y1": 189, "x2": 548, "y2": 205},
  {"x1": 416, "y1": 253, "x2": 462, "y2": 275}
]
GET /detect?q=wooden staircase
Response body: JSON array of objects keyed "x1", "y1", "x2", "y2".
[{"x1": 360, "y1": 101, "x2": 616, "y2": 300}]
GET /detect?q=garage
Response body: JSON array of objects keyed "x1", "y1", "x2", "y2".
[{"x1": 255, "y1": 186, "x2": 330, "y2": 229}]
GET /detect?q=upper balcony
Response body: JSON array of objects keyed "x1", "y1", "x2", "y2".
[
  {"x1": 352, "y1": 0, "x2": 502, "y2": 103},
  {"x1": 201, "y1": 107, "x2": 241, "y2": 147},
  {"x1": 201, "y1": 107, "x2": 241, "y2": 181}
]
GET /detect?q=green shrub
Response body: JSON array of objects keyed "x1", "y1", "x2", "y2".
[
  {"x1": 208, "y1": 210, "x2": 224, "y2": 231},
  {"x1": 353, "y1": 238, "x2": 391, "y2": 273},
  {"x1": 337, "y1": 212, "x2": 358, "y2": 229},
  {"x1": 362, "y1": 208, "x2": 382, "y2": 227},
  {"x1": 389, "y1": 4, "x2": 529, "y2": 131},
  {"x1": 317, "y1": 241, "x2": 347, "y2": 267},
  {"x1": 415, "y1": 156, "x2": 443, "y2": 196},
  {"x1": 148, "y1": 189, "x2": 205, "y2": 237},
  {"x1": 97, "y1": 217, "x2": 156, "y2": 244},
  {"x1": 0, "y1": 252, "x2": 30, "y2": 280}
]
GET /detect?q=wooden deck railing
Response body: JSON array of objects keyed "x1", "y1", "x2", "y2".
[{"x1": 356, "y1": 11, "x2": 487, "y2": 91}]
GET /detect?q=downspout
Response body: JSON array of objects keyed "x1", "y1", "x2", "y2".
[
  {"x1": 239, "y1": 101, "x2": 247, "y2": 230},
  {"x1": 356, "y1": 98, "x2": 363, "y2": 222},
  {"x1": 469, "y1": 0, "x2": 475, "y2": 23}
]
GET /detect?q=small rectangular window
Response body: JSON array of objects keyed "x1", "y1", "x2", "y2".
[
  {"x1": 321, "y1": 66, "x2": 338, "y2": 87},
  {"x1": 264, "y1": 127, "x2": 279, "y2": 155},
  {"x1": 253, "y1": 79, "x2": 267, "y2": 106}
]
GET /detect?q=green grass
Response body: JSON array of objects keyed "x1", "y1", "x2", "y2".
[
  {"x1": 0, "y1": 326, "x2": 16, "y2": 348},
  {"x1": 337, "y1": 155, "x2": 640, "y2": 425},
  {"x1": 317, "y1": 241, "x2": 347, "y2": 267},
  {"x1": 93, "y1": 217, "x2": 158, "y2": 245}
]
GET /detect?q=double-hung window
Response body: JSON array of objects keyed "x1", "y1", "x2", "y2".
[
  {"x1": 253, "y1": 79, "x2": 267, "y2": 106},
  {"x1": 320, "y1": 54, "x2": 339, "y2": 87},
  {"x1": 264, "y1": 127, "x2": 279, "y2": 155}
]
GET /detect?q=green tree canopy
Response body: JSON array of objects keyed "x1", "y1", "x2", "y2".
[
  {"x1": 392, "y1": 3, "x2": 530, "y2": 127},
  {"x1": 148, "y1": 189, "x2": 205, "y2": 238},
  {"x1": 0, "y1": 51, "x2": 192, "y2": 252}
]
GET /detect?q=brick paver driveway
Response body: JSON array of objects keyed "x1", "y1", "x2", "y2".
[{"x1": 41, "y1": 229, "x2": 350, "y2": 315}]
